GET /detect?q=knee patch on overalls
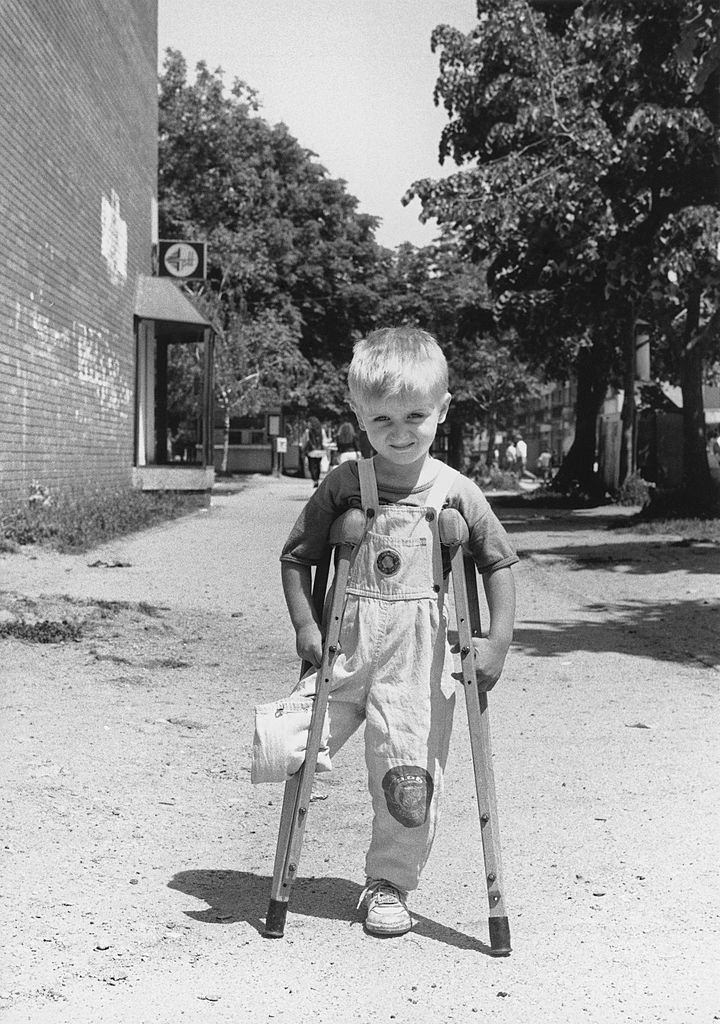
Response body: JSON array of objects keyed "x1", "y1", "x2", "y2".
[{"x1": 381, "y1": 765, "x2": 434, "y2": 828}]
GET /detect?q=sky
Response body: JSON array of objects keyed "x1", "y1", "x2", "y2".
[{"x1": 157, "y1": 0, "x2": 479, "y2": 249}]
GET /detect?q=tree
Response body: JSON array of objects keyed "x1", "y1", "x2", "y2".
[
  {"x1": 406, "y1": 1, "x2": 626, "y2": 495},
  {"x1": 158, "y1": 51, "x2": 385, "y2": 372},
  {"x1": 157, "y1": 49, "x2": 540, "y2": 468},
  {"x1": 206, "y1": 306, "x2": 310, "y2": 474},
  {"x1": 375, "y1": 243, "x2": 537, "y2": 468},
  {"x1": 407, "y1": 0, "x2": 720, "y2": 507}
]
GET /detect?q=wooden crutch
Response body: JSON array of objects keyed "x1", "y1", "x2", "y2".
[
  {"x1": 439, "y1": 507, "x2": 512, "y2": 956},
  {"x1": 264, "y1": 508, "x2": 366, "y2": 938}
]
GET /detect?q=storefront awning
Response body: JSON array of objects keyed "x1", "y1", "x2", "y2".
[{"x1": 134, "y1": 275, "x2": 210, "y2": 327}]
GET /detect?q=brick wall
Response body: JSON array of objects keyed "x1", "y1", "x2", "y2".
[{"x1": 0, "y1": 0, "x2": 158, "y2": 501}]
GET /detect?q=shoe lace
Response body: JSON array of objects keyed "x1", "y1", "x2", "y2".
[{"x1": 356, "y1": 879, "x2": 405, "y2": 911}]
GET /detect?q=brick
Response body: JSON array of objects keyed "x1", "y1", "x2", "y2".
[{"x1": 0, "y1": 0, "x2": 158, "y2": 501}]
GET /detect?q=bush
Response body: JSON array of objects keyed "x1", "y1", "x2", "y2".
[
  {"x1": 616, "y1": 471, "x2": 653, "y2": 508},
  {"x1": 475, "y1": 467, "x2": 523, "y2": 491},
  {"x1": 0, "y1": 486, "x2": 207, "y2": 553}
]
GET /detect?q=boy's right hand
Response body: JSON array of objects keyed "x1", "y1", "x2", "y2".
[{"x1": 295, "y1": 622, "x2": 323, "y2": 668}]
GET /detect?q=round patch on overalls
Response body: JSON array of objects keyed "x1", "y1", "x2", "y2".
[
  {"x1": 376, "y1": 549, "x2": 401, "y2": 576},
  {"x1": 381, "y1": 765, "x2": 434, "y2": 828}
]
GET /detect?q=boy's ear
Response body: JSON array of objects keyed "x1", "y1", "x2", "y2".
[
  {"x1": 437, "y1": 392, "x2": 452, "y2": 424},
  {"x1": 350, "y1": 402, "x2": 366, "y2": 430}
]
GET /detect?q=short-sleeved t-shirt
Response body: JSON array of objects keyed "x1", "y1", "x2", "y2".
[{"x1": 281, "y1": 460, "x2": 518, "y2": 576}]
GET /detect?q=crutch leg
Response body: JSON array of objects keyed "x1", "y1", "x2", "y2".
[
  {"x1": 264, "y1": 548, "x2": 330, "y2": 937},
  {"x1": 264, "y1": 509, "x2": 366, "y2": 938},
  {"x1": 439, "y1": 507, "x2": 511, "y2": 956}
]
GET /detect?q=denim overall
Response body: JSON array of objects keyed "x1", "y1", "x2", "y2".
[{"x1": 318, "y1": 457, "x2": 459, "y2": 892}]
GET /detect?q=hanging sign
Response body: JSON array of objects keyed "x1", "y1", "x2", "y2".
[{"x1": 157, "y1": 240, "x2": 207, "y2": 281}]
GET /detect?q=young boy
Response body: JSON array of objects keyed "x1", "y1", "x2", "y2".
[{"x1": 275, "y1": 327, "x2": 517, "y2": 936}]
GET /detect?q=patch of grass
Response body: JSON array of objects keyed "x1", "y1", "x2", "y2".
[
  {"x1": 488, "y1": 487, "x2": 600, "y2": 510},
  {"x1": 625, "y1": 517, "x2": 720, "y2": 542},
  {"x1": 0, "y1": 619, "x2": 82, "y2": 643},
  {"x1": 0, "y1": 487, "x2": 207, "y2": 553}
]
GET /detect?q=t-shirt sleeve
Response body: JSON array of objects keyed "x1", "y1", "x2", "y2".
[
  {"x1": 447, "y1": 475, "x2": 519, "y2": 574},
  {"x1": 280, "y1": 462, "x2": 359, "y2": 565}
]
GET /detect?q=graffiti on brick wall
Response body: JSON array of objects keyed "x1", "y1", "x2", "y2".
[
  {"x1": 15, "y1": 299, "x2": 132, "y2": 415},
  {"x1": 76, "y1": 321, "x2": 132, "y2": 414},
  {"x1": 101, "y1": 189, "x2": 128, "y2": 285}
]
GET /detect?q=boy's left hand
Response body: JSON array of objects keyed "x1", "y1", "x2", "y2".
[{"x1": 450, "y1": 637, "x2": 508, "y2": 692}]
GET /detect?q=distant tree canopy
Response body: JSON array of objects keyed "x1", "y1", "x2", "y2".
[
  {"x1": 374, "y1": 243, "x2": 536, "y2": 465},
  {"x1": 159, "y1": 50, "x2": 383, "y2": 370},
  {"x1": 157, "y1": 49, "x2": 537, "y2": 463},
  {"x1": 408, "y1": 0, "x2": 720, "y2": 507}
]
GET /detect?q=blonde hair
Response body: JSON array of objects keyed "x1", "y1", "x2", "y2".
[{"x1": 348, "y1": 327, "x2": 449, "y2": 409}]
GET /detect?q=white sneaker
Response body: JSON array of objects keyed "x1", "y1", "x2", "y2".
[{"x1": 357, "y1": 879, "x2": 412, "y2": 936}]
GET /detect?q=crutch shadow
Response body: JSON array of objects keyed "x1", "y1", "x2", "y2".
[{"x1": 167, "y1": 869, "x2": 494, "y2": 954}]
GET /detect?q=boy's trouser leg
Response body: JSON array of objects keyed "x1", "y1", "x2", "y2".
[
  {"x1": 362, "y1": 600, "x2": 456, "y2": 893},
  {"x1": 292, "y1": 668, "x2": 365, "y2": 759}
]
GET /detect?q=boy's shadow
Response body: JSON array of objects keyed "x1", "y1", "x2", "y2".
[{"x1": 168, "y1": 869, "x2": 495, "y2": 954}]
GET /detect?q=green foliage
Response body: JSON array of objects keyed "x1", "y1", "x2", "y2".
[
  {"x1": 157, "y1": 49, "x2": 546, "y2": 442},
  {"x1": 158, "y1": 51, "x2": 383, "y2": 367},
  {"x1": 407, "y1": 1, "x2": 720, "y2": 496},
  {"x1": 373, "y1": 243, "x2": 540, "y2": 458}
]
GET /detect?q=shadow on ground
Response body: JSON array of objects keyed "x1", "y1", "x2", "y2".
[
  {"x1": 516, "y1": 539, "x2": 720, "y2": 577},
  {"x1": 514, "y1": 597, "x2": 719, "y2": 668},
  {"x1": 168, "y1": 869, "x2": 493, "y2": 953}
]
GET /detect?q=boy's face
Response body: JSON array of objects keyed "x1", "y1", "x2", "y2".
[{"x1": 353, "y1": 389, "x2": 451, "y2": 472}]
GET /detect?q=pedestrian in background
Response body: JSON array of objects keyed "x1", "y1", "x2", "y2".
[
  {"x1": 335, "y1": 419, "x2": 360, "y2": 464},
  {"x1": 537, "y1": 447, "x2": 553, "y2": 484},
  {"x1": 303, "y1": 416, "x2": 325, "y2": 488}
]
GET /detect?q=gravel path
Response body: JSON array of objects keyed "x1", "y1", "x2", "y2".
[{"x1": 1, "y1": 473, "x2": 718, "y2": 1024}]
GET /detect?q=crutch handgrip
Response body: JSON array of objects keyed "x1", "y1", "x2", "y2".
[
  {"x1": 438, "y1": 506, "x2": 470, "y2": 551},
  {"x1": 328, "y1": 508, "x2": 366, "y2": 548}
]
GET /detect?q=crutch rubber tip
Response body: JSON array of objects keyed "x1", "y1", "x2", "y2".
[
  {"x1": 263, "y1": 899, "x2": 288, "y2": 938},
  {"x1": 488, "y1": 916, "x2": 511, "y2": 956}
]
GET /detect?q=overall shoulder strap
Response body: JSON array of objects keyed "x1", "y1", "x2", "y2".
[
  {"x1": 426, "y1": 462, "x2": 460, "y2": 512},
  {"x1": 357, "y1": 457, "x2": 379, "y2": 517}
]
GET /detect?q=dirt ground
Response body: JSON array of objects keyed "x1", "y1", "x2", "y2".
[{"x1": 1, "y1": 473, "x2": 718, "y2": 1024}]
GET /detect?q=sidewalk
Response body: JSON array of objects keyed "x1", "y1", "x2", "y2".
[{"x1": 1, "y1": 473, "x2": 718, "y2": 1024}]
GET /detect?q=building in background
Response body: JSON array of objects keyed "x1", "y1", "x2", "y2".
[
  {"x1": 513, "y1": 381, "x2": 720, "y2": 491},
  {"x1": 0, "y1": 1, "x2": 213, "y2": 503}
]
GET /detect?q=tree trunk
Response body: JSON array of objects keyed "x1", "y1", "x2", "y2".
[
  {"x1": 486, "y1": 416, "x2": 498, "y2": 468},
  {"x1": 553, "y1": 348, "x2": 608, "y2": 500},
  {"x1": 680, "y1": 288, "x2": 713, "y2": 513},
  {"x1": 221, "y1": 406, "x2": 230, "y2": 475},
  {"x1": 446, "y1": 412, "x2": 465, "y2": 470},
  {"x1": 619, "y1": 315, "x2": 637, "y2": 487}
]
